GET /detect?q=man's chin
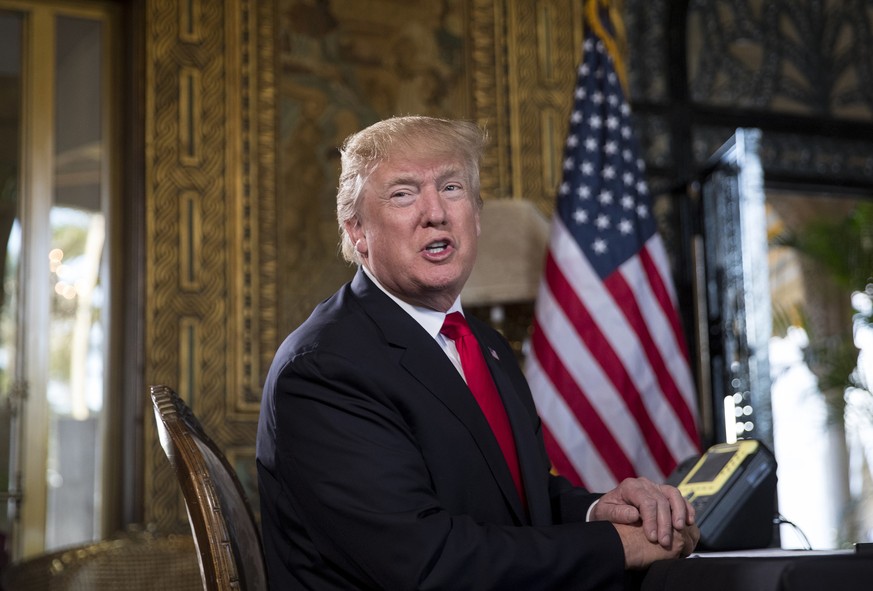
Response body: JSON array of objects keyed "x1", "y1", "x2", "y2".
[{"x1": 409, "y1": 280, "x2": 465, "y2": 311}]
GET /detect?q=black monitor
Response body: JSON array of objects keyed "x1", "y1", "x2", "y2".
[{"x1": 675, "y1": 440, "x2": 778, "y2": 551}]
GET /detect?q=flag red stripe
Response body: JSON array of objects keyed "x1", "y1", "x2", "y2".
[
  {"x1": 541, "y1": 423, "x2": 586, "y2": 489},
  {"x1": 601, "y1": 269, "x2": 689, "y2": 473},
  {"x1": 544, "y1": 251, "x2": 677, "y2": 476},
  {"x1": 639, "y1": 245, "x2": 691, "y2": 360},
  {"x1": 530, "y1": 316, "x2": 635, "y2": 481},
  {"x1": 636, "y1": 246, "x2": 700, "y2": 439},
  {"x1": 527, "y1": 313, "x2": 624, "y2": 488}
]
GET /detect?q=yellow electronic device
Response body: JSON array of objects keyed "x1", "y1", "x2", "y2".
[{"x1": 674, "y1": 439, "x2": 778, "y2": 550}]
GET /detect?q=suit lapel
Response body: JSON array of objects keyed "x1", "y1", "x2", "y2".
[
  {"x1": 470, "y1": 322, "x2": 552, "y2": 526},
  {"x1": 350, "y1": 271, "x2": 528, "y2": 522}
]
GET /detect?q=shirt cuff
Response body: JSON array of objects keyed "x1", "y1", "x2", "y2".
[{"x1": 586, "y1": 498, "x2": 599, "y2": 522}]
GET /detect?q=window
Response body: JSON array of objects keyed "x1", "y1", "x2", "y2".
[{"x1": 0, "y1": 1, "x2": 118, "y2": 559}]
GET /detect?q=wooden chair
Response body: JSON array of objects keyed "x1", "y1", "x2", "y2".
[{"x1": 150, "y1": 385, "x2": 267, "y2": 591}]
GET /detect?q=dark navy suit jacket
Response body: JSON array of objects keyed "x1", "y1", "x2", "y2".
[{"x1": 256, "y1": 269, "x2": 626, "y2": 590}]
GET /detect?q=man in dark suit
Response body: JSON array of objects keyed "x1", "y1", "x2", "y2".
[{"x1": 257, "y1": 116, "x2": 699, "y2": 590}]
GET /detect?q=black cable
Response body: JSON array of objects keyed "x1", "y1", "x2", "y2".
[{"x1": 774, "y1": 513, "x2": 812, "y2": 550}]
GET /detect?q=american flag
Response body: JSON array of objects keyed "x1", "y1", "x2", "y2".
[{"x1": 525, "y1": 13, "x2": 700, "y2": 491}]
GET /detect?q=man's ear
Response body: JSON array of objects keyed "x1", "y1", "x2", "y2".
[{"x1": 345, "y1": 218, "x2": 367, "y2": 254}]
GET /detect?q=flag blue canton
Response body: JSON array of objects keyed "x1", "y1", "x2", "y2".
[{"x1": 555, "y1": 34, "x2": 656, "y2": 280}]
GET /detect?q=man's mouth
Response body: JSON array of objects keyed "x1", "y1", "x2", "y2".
[{"x1": 425, "y1": 240, "x2": 449, "y2": 254}]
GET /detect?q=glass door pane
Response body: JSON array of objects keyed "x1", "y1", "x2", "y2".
[
  {"x1": 767, "y1": 191, "x2": 873, "y2": 549},
  {"x1": 45, "y1": 14, "x2": 106, "y2": 550},
  {"x1": 0, "y1": 1, "x2": 115, "y2": 559}
]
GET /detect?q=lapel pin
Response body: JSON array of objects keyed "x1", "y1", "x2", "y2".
[{"x1": 490, "y1": 348, "x2": 499, "y2": 360}]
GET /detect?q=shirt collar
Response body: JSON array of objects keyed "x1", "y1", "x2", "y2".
[{"x1": 360, "y1": 265, "x2": 464, "y2": 338}]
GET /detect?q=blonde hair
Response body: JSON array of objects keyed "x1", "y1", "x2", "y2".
[{"x1": 336, "y1": 116, "x2": 488, "y2": 264}]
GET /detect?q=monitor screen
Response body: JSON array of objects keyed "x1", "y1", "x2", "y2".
[{"x1": 687, "y1": 450, "x2": 734, "y2": 484}]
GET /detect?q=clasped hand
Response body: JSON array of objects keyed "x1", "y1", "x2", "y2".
[{"x1": 589, "y1": 477, "x2": 700, "y2": 568}]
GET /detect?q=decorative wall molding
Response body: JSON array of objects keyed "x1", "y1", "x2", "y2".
[
  {"x1": 471, "y1": 0, "x2": 584, "y2": 214},
  {"x1": 143, "y1": 0, "x2": 277, "y2": 532}
]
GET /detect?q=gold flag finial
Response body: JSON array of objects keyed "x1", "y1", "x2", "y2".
[{"x1": 584, "y1": 0, "x2": 629, "y2": 95}]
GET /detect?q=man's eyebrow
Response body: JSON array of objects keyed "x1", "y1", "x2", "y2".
[
  {"x1": 436, "y1": 166, "x2": 467, "y2": 185},
  {"x1": 384, "y1": 174, "x2": 420, "y2": 187},
  {"x1": 382, "y1": 167, "x2": 466, "y2": 188}
]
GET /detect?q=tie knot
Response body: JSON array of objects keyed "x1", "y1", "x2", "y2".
[{"x1": 440, "y1": 312, "x2": 471, "y2": 341}]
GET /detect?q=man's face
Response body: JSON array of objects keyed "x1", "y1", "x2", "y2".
[{"x1": 345, "y1": 148, "x2": 480, "y2": 311}]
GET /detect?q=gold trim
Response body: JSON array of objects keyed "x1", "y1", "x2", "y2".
[
  {"x1": 179, "y1": 191, "x2": 201, "y2": 291},
  {"x1": 145, "y1": 0, "x2": 235, "y2": 531},
  {"x1": 505, "y1": 0, "x2": 584, "y2": 211},
  {"x1": 470, "y1": 0, "x2": 583, "y2": 209},
  {"x1": 226, "y1": 0, "x2": 278, "y2": 414},
  {"x1": 470, "y1": 0, "x2": 510, "y2": 200},
  {"x1": 178, "y1": 317, "x2": 200, "y2": 407},
  {"x1": 178, "y1": 67, "x2": 201, "y2": 166},
  {"x1": 144, "y1": 0, "x2": 277, "y2": 532},
  {"x1": 178, "y1": 0, "x2": 200, "y2": 43}
]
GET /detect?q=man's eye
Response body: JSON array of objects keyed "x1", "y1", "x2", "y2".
[
  {"x1": 389, "y1": 191, "x2": 415, "y2": 204},
  {"x1": 442, "y1": 184, "x2": 466, "y2": 197}
]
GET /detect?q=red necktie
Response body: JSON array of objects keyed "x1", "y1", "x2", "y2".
[{"x1": 441, "y1": 312, "x2": 525, "y2": 507}]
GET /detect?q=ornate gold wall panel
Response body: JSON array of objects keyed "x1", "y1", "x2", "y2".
[
  {"x1": 471, "y1": 0, "x2": 585, "y2": 214},
  {"x1": 143, "y1": 0, "x2": 277, "y2": 532},
  {"x1": 141, "y1": 0, "x2": 581, "y2": 532}
]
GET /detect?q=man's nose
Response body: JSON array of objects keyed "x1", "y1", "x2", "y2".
[{"x1": 419, "y1": 186, "x2": 447, "y2": 225}]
